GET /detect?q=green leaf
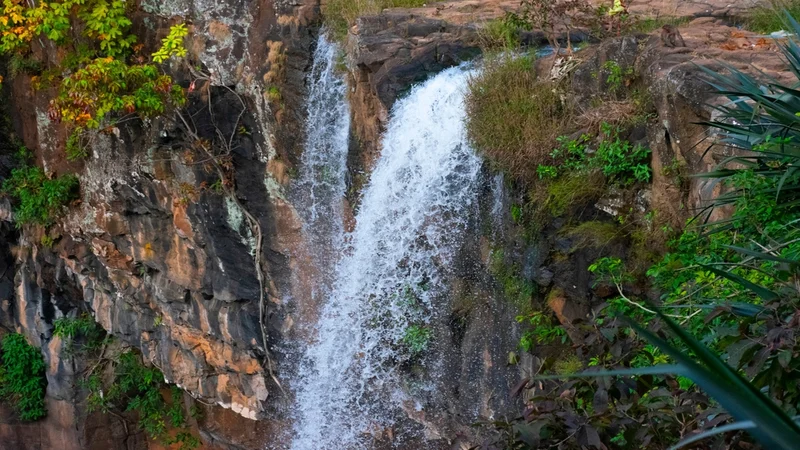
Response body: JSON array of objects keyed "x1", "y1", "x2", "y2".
[{"x1": 700, "y1": 264, "x2": 779, "y2": 301}]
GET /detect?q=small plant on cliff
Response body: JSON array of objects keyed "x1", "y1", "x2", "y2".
[
  {"x1": 152, "y1": 23, "x2": 189, "y2": 63},
  {"x1": 2, "y1": 165, "x2": 79, "y2": 226},
  {"x1": 598, "y1": 60, "x2": 634, "y2": 95},
  {"x1": 489, "y1": 249, "x2": 535, "y2": 313},
  {"x1": 53, "y1": 313, "x2": 106, "y2": 353},
  {"x1": 536, "y1": 123, "x2": 651, "y2": 186},
  {"x1": 516, "y1": 311, "x2": 567, "y2": 352},
  {"x1": 0, "y1": 333, "x2": 47, "y2": 421},
  {"x1": 402, "y1": 325, "x2": 431, "y2": 355},
  {"x1": 85, "y1": 350, "x2": 199, "y2": 449}
]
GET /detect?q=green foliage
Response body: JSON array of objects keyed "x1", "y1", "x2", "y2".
[
  {"x1": 323, "y1": 0, "x2": 428, "y2": 42},
  {"x1": 746, "y1": 0, "x2": 800, "y2": 33},
  {"x1": 0, "y1": 0, "x2": 188, "y2": 159},
  {"x1": 564, "y1": 220, "x2": 620, "y2": 250},
  {"x1": 600, "y1": 60, "x2": 634, "y2": 94},
  {"x1": 86, "y1": 350, "x2": 199, "y2": 448},
  {"x1": 1, "y1": 166, "x2": 79, "y2": 226},
  {"x1": 480, "y1": 13, "x2": 531, "y2": 49},
  {"x1": 539, "y1": 171, "x2": 606, "y2": 218},
  {"x1": 401, "y1": 325, "x2": 431, "y2": 355},
  {"x1": 495, "y1": 11, "x2": 800, "y2": 450},
  {"x1": 265, "y1": 85, "x2": 282, "y2": 104},
  {"x1": 594, "y1": 125, "x2": 651, "y2": 184},
  {"x1": 57, "y1": 57, "x2": 186, "y2": 129},
  {"x1": 536, "y1": 124, "x2": 651, "y2": 187},
  {"x1": 510, "y1": 204, "x2": 523, "y2": 223},
  {"x1": 79, "y1": 0, "x2": 136, "y2": 57},
  {"x1": 466, "y1": 53, "x2": 571, "y2": 180},
  {"x1": 553, "y1": 355, "x2": 582, "y2": 375},
  {"x1": 152, "y1": 24, "x2": 189, "y2": 63},
  {"x1": 0, "y1": 333, "x2": 47, "y2": 421},
  {"x1": 489, "y1": 249, "x2": 535, "y2": 313},
  {"x1": 626, "y1": 15, "x2": 690, "y2": 34},
  {"x1": 53, "y1": 313, "x2": 106, "y2": 352},
  {"x1": 8, "y1": 53, "x2": 41, "y2": 77},
  {"x1": 628, "y1": 311, "x2": 800, "y2": 449},
  {"x1": 0, "y1": 0, "x2": 136, "y2": 57},
  {"x1": 535, "y1": 165, "x2": 557, "y2": 180},
  {"x1": 516, "y1": 310, "x2": 567, "y2": 352}
]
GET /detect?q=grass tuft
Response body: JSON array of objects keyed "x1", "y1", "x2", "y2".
[
  {"x1": 626, "y1": 16, "x2": 690, "y2": 34},
  {"x1": 564, "y1": 220, "x2": 620, "y2": 250},
  {"x1": 746, "y1": 0, "x2": 800, "y2": 33},
  {"x1": 537, "y1": 171, "x2": 607, "y2": 218},
  {"x1": 466, "y1": 54, "x2": 572, "y2": 181}
]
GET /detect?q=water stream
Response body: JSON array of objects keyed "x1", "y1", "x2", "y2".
[
  {"x1": 289, "y1": 34, "x2": 350, "y2": 294},
  {"x1": 289, "y1": 48, "x2": 482, "y2": 448}
]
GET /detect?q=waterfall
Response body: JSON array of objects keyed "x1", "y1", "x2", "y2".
[
  {"x1": 290, "y1": 64, "x2": 482, "y2": 448},
  {"x1": 290, "y1": 34, "x2": 350, "y2": 286}
]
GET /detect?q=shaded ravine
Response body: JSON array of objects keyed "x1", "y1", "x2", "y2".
[{"x1": 289, "y1": 64, "x2": 482, "y2": 448}]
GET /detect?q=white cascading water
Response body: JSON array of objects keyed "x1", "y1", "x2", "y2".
[
  {"x1": 290, "y1": 62, "x2": 482, "y2": 448},
  {"x1": 290, "y1": 34, "x2": 350, "y2": 286}
]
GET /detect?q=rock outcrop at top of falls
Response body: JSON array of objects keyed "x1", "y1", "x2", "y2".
[{"x1": 0, "y1": 0, "x2": 792, "y2": 448}]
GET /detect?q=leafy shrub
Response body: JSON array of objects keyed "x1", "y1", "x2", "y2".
[
  {"x1": 55, "y1": 57, "x2": 186, "y2": 129},
  {"x1": 323, "y1": 0, "x2": 428, "y2": 42},
  {"x1": 86, "y1": 350, "x2": 199, "y2": 449},
  {"x1": 599, "y1": 60, "x2": 634, "y2": 95},
  {"x1": 0, "y1": 333, "x2": 47, "y2": 421},
  {"x1": 78, "y1": 0, "x2": 137, "y2": 57},
  {"x1": 594, "y1": 129, "x2": 651, "y2": 184},
  {"x1": 0, "y1": 0, "x2": 188, "y2": 159},
  {"x1": 466, "y1": 54, "x2": 571, "y2": 181},
  {"x1": 401, "y1": 325, "x2": 431, "y2": 355},
  {"x1": 152, "y1": 24, "x2": 189, "y2": 63},
  {"x1": 536, "y1": 124, "x2": 651, "y2": 186},
  {"x1": 479, "y1": 13, "x2": 531, "y2": 49},
  {"x1": 2, "y1": 166, "x2": 79, "y2": 226},
  {"x1": 0, "y1": 0, "x2": 136, "y2": 56},
  {"x1": 516, "y1": 311, "x2": 567, "y2": 352},
  {"x1": 53, "y1": 314, "x2": 106, "y2": 353}
]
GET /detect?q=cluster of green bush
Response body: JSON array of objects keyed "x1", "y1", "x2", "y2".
[
  {"x1": 1, "y1": 154, "x2": 79, "y2": 226},
  {"x1": 55, "y1": 314, "x2": 200, "y2": 448},
  {"x1": 0, "y1": 333, "x2": 47, "y2": 421},
  {"x1": 536, "y1": 124, "x2": 651, "y2": 185}
]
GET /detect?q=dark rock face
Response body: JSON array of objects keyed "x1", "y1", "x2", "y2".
[
  {"x1": 0, "y1": 0, "x2": 320, "y2": 447},
  {"x1": 345, "y1": 13, "x2": 482, "y2": 177},
  {"x1": 349, "y1": 14, "x2": 481, "y2": 110}
]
